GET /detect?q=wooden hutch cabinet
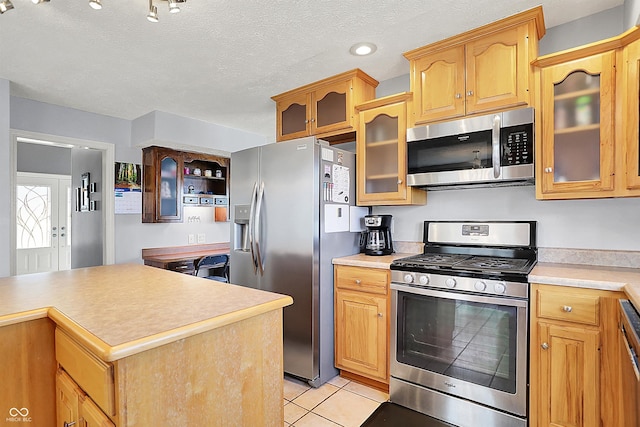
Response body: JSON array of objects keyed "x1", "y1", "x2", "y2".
[
  {"x1": 142, "y1": 146, "x2": 230, "y2": 223},
  {"x1": 355, "y1": 92, "x2": 426, "y2": 206},
  {"x1": 532, "y1": 26, "x2": 640, "y2": 200},
  {"x1": 272, "y1": 69, "x2": 378, "y2": 142},
  {"x1": 403, "y1": 6, "x2": 545, "y2": 127}
]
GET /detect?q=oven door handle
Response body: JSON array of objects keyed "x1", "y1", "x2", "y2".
[
  {"x1": 391, "y1": 282, "x2": 528, "y2": 308},
  {"x1": 492, "y1": 114, "x2": 501, "y2": 179}
]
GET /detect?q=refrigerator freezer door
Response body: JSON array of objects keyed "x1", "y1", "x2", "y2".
[
  {"x1": 259, "y1": 137, "x2": 320, "y2": 382},
  {"x1": 230, "y1": 146, "x2": 260, "y2": 289}
]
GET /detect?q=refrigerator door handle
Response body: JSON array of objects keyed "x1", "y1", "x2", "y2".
[
  {"x1": 248, "y1": 182, "x2": 259, "y2": 273},
  {"x1": 254, "y1": 181, "x2": 265, "y2": 276}
]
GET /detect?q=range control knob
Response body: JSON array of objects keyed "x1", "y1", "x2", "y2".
[
  {"x1": 404, "y1": 274, "x2": 414, "y2": 284},
  {"x1": 418, "y1": 275, "x2": 430, "y2": 285},
  {"x1": 474, "y1": 281, "x2": 487, "y2": 291},
  {"x1": 445, "y1": 278, "x2": 456, "y2": 288},
  {"x1": 494, "y1": 282, "x2": 507, "y2": 294}
]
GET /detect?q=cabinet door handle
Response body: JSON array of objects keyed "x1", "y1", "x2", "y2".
[
  {"x1": 541, "y1": 342, "x2": 549, "y2": 350},
  {"x1": 562, "y1": 305, "x2": 572, "y2": 313},
  {"x1": 467, "y1": 90, "x2": 474, "y2": 96},
  {"x1": 64, "y1": 422, "x2": 76, "y2": 427},
  {"x1": 310, "y1": 118, "x2": 315, "y2": 122},
  {"x1": 355, "y1": 279, "x2": 361, "y2": 285},
  {"x1": 397, "y1": 179, "x2": 402, "y2": 185},
  {"x1": 455, "y1": 93, "x2": 462, "y2": 99},
  {"x1": 378, "y1": 313, "x2": 383, "y2": 317},
  {"x1": 544, "y1": 167, "x2": 553, "y2": 173}
]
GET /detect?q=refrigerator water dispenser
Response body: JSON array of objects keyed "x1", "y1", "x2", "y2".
[{"x1": 233, "y1": 205, "x2": 251, "y2": 252}]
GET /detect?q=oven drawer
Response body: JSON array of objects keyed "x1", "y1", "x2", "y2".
[
  {"x1": 335, "y1": 265, "x2": 389, "y2": 295},
  {"x1": 537, "y1": 288, "x2": 600, "y2": 326}
]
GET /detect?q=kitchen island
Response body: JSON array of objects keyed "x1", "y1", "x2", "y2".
[{"x1": 0, "y1": 264, "x2": 293, "y2": 427}]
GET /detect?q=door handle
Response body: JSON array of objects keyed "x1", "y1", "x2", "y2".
[
  {"x1": 248, "y1": 182, "x2": 259, "y2": 274},
  {"x1": 254, "y1": 181, "x2": 265, "y2": 276},
  {"x1": 492, "y1": 114, "x2": 501, "y2": 179}
]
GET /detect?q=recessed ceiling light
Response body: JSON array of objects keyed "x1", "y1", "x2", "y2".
[{"x1": 349, "y1": 42, "x2": 377, "y2": 56}]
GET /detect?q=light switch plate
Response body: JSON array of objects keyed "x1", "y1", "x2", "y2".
[
  {"x1": 188, "y1": 234, "x2": 195, "y2": 244},
  {"x1": 197, "y1": 233, "x2": 205, "y2": 243}
]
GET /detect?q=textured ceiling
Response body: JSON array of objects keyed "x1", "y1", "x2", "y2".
[{"x1": 0, "y1": 0, "x2": 624, "y2": 142}]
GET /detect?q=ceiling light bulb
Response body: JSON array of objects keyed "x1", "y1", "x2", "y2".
[
  {"x1": 349, "y1": 42, "x2": 377, "y2": 56},
  {"x1": 0, "y1": 0, "x2": 15, "y2": 13},
  {"x1": 32, "y1": 0, "x2": 50, "y2": 4},
  {"x1": 89, "y1": 0, "x2": 102, "y2": 10},
  {"x1": 168, "y1": 0, "x2": 180, "y2": 13},
  {"x1": 147, "y1": 4, "x2": 158, "y2": 22}
]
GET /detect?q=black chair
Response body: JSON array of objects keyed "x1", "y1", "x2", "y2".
[{"x1": 194, "y1": 254, "x2": 229, "y2": 283}]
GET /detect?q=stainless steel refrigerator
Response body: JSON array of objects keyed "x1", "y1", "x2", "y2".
[{"x1": 230, "y1": 136, "x2": 359, "y2": 387}]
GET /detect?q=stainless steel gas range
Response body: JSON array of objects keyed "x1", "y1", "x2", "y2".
[{"x1": 390, "y1": 221, "x2": 537, "y2": 427}]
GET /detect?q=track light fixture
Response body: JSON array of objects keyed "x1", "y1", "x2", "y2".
[
  {"x1": 1, "y1": 0, "x2": 187, "y2": 20},
  {"x1": 0, "y1": 0, "x2": 15, "y2": 14},
  {"x1": 146, "y1": 0, "x2": 158, "y2": 22}
]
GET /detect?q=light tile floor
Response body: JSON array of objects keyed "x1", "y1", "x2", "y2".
[{"x1": 284, "y1": 375, "x2": 389, "y2": 427}]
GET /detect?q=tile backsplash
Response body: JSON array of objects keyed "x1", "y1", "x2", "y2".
[{"x1": 538, "y1": 248, "x2": 640, "y2": 269}]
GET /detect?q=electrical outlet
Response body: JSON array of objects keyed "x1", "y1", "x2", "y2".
[
  {"x1": 188, "y1": 234, "x2": 195, "y2": 244},
  {"x1": 197, "y1": 233, "x2": 205, "y2": 243}
]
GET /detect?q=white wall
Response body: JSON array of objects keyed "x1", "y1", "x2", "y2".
[
  {"x1": 0, "y1": 79, "x2": 10, "y2": 277},
  {"x1": 625, "y1": 0, "x2": 640, "y2": 29}
]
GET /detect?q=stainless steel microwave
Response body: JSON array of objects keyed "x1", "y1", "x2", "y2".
[{"x1": 406, "y1": 107, "x2": 534, "y2": 189}]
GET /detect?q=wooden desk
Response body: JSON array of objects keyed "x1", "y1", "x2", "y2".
[{"x1": 142, "y1": 242, "x2": 230, "y2": 275}]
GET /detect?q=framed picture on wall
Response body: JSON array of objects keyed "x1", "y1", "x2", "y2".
[{"x1": 80, "y1": 172, "x2": 90, "y2": 212}]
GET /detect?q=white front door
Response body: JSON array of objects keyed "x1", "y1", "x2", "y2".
[{"x1": 16, "y1": 173, "x2": 72, "y2": 275}]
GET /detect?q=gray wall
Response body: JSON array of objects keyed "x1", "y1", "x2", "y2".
[
  {"x1": 373, "y1": 5, "x2": 640, "y2": 253},
  {"x1": 17, "y1": 142, "x2": 72, "y2": 175},
  {"x1": 0, "y1": 80, "x2": 10, "y2": 278},
  {"x1": 626, "y1": 0, "x2": 640, "y2": 29},
  {"x1": 71, "y1": 148, "x2": 104, "y2": 268}
]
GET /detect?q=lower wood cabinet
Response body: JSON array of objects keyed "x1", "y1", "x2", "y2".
[
  {"x1": 530, "y1": 284, "x2": 624, "y2": 427},
  {"x1": 56, "y1": 369, "x2": 114, "y2": 427},
  {"x1": 334, "y1": 265, "x2": 390, "y2": 388}
]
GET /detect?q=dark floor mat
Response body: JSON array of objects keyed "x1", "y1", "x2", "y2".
[{"x1": 361, "y1": 402, "x2": 457, "y2": 427}]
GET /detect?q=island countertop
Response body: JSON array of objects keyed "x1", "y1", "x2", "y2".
[{"x1": 0, "y1": 264, "x2": 293, "y2": 362}]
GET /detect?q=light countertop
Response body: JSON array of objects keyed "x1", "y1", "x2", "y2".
[
  {"x1": 0, "y1": 264, "x2": 292, "y2": 362},
  {"x1": 332, "y1": 253, "x2": 416, "y2": 269}
]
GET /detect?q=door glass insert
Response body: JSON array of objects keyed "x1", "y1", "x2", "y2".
[
  {"x1": 316, "y1": 91, "x2": 346, "y2": 127},
  {"x1": 17, "y1": 185, "x2": 52, "y2": 249},
  {"x1": 397, "y1": 292, "x2": 519, "y2": 394},
  {"x1": 281, "y1": 103, "x2": 307, "y2": 135},
  {"x1": 552, "y1": 71, "x2": 601, "y2": 182},
  {"x1": 160, "y1": 157, "x2": 178, "y2": 217},
  {"x1": 365, "y1": 114, "x2": 399, "y2": 193}
]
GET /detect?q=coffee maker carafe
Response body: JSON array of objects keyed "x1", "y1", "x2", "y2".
[{"x1": 364, "y1": 215, "x2": 393, "y2": 256}]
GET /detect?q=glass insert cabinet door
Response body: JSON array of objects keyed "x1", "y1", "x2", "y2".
[
  {"x1": 358, "y1": 102, "x2": 407, "y2": 202},
  {"x1": 540, "y1": 52, "x2": 615, "y2": 193},
  {"x1": 159, "y1": 155, "x2": 180, "y2": 219}
]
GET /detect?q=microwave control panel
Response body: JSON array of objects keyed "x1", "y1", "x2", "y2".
[{"x1": 501, "y1": 123, "x2": 533, "y2": 166}]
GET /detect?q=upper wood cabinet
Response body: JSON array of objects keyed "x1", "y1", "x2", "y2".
[
  {"x1": 272, "y1": 69, "x2": 378, "y2": 142},
  {"x1": 142, "y1": 146, "x2": 230, "y2": 223},
  {"x1": 355, "y1": 93, "x2": 426, "y2": 206},
  {"x1": 403, "y1": 6, "x2": 545, "y2": 127},
  {"x1": 532, "y1": 27, "x2": 640, "y2": 200}
]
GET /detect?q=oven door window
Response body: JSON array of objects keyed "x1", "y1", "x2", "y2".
[
  {"x1": 407, "y1": 129, "x2": 493, "y2": 174},
  {"x1": 396, "y1": 291, "x2": 518, "y2": 394}
]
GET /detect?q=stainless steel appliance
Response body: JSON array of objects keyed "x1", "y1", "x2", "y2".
[
  {"x1": 619, "y1": 299, "x2": 640, "y2": 427},
  {"x1": 390, "y1": 221, "x2": 537, "y2": 427},
  {"x1": 230, "y1": 136, "x2": 359, "y2": 387},
  {"x1": 364, "y1": 214, "x2": 394, "y2": 256},
  {"x1": 406, "y1": 107, "x2": 534, "y2": 189}
]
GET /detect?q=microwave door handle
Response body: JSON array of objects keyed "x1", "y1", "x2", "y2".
[
  {"x1": 492, "y1": 114, "x2": 501, "y2": 178},
  {"x1": 248, "y1": 182, "x2": 259, "y2": 274}
]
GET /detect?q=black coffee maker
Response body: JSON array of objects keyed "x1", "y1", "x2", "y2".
[{"x1": 363, "y1": 215, "x2": 394, "y2": 256}]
